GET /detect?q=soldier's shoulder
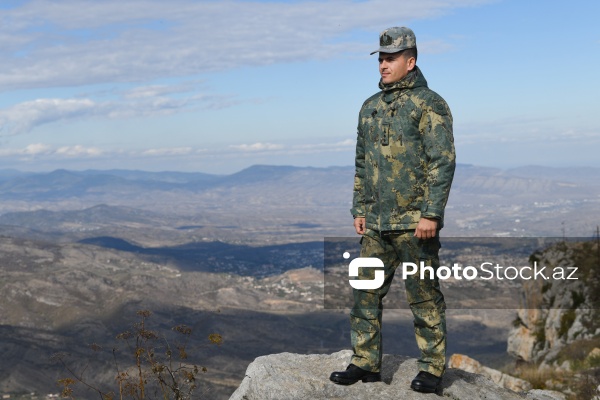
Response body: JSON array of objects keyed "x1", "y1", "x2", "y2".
[
  {"x1": 412, "y1": 86, "x2": 447, "y2": 104},
  {"x1": 413, "y1": 87, "x2": 451, "y2": 116},
  {"x1": 360, "y1": 92, "x2": 382, "y2": 109}
]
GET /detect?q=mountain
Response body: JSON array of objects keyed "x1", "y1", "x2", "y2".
[
  {"x1": 451, "y1": 164, "x2": 599, "y2": 197},
  {"x1": 1, "y1": 164, "x2": 599, "y2": 239},
  {"x1": 1, "y1": 164, "x2": 599, "y2": 206},
  {"x1": 0, "y1": 169, "x2": 36, "y2": 182},
  {"x1": 506, "y1": 165, "x2": 600, "y2": 186},
  {"x1": 0, "y1": 204, "x2": 160, "y2": 229},
  {"x1": 79, "y1": 168, "x2": 221, "y2": 184},
  {"x1": 0, "y1": 164, "x2": 599, "y2": 397},
  {"x1": 0, "y1": 233, "x2": 513, "y2": 399},
  {"x1": 0, "y1": 165, "x2": 353, "y2": 201},
  {"x1": 0, "y1": 169, "x2": 187, "y2": 201},
  {"x1": 0, "y1": 233, "x2": 328, "y2": 398}
]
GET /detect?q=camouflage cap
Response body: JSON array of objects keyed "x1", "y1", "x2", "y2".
[{"x1": 370, "y1": 26, "x2": 416, "y2": 55}]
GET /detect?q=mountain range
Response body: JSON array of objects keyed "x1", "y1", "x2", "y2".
[
  {"x1": 0, "y1": 164, "x2": 598, "y2": 239},
  {"x1": 0, "y1": 163, "x2": 598, "y2": 398}
]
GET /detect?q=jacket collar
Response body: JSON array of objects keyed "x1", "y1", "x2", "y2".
[{"x1": 378, "y1": 65, "x2": 428, "y2": 93}]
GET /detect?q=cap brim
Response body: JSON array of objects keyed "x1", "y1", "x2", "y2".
[
  {"x1": 370, "y1": 46, "x2": 415, "y2": 55},
  {"x1": 370, "y1": 47, "x2": 393, "y2": 55}
]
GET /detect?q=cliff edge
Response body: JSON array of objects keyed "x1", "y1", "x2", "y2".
[{"x1": 229, "y1": 350, "x2": 566, "y2": 400}]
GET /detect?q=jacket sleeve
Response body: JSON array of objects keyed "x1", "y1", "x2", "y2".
[
  {"x1": 419, "y1": 96, "x2": 456, "y2": 221},
  {"x1": 350, "y1": 124, "x2": 366, "y2": 218}
]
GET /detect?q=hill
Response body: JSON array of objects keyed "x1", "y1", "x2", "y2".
[
  {"x1": 0, "y1": 164, "x2": 599, "y2": 398},
  {"x1": 0, "y1": 164, "x2": 599, "y2": 241}
]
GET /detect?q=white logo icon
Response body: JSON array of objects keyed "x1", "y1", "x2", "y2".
[{"x1": 345, "y1": 252, "x2": 384, "y2": 290}]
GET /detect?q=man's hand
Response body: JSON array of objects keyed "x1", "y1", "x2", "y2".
[
  {"x1": 354, "y1": 217, "x2": 366, "y2": 235},
  {"x1": 414, "y1": 217, "x2": 438, "y2": 239}
]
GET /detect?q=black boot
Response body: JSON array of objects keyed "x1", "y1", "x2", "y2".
[
  {"x1": 410, "y1": 371, "x2": 442, "y2": 393},
  {"x1": 329, "y1": 364, "x2": 381, "y2": 385}
]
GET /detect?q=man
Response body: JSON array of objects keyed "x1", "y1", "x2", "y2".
[{"x1": 329, "y1": 27, "x2": 456, "y2": 393}]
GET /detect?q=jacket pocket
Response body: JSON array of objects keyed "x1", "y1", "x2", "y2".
[{"x1": 392, "y1": 120, "x2": 403, "y2": 146}]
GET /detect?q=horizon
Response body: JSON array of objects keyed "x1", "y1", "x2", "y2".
[{"x1": 2, "y1": 162, "x2": 600, "y2": 176}]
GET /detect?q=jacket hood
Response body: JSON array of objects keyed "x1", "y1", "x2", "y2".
[{"x1": 378, "y1": 65, "x2": 428, "y2": 92}]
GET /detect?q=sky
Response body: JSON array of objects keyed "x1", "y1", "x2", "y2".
[{"x1": 0, "y1": 0, "x2": 598, "y2": 174}]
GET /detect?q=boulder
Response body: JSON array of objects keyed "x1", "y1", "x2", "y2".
[
  {"x1": 230, "y1": 350, "x2": 558, "y2": 400},
  {"x1": 449, "y1": 353, "x2": 532, "y2": 392}
]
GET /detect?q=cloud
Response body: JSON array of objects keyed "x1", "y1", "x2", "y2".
[
  {"x1": 55, "y1": 145, "x2": 104, "y2": 157},
  {"x1": 293, "y1": 139, "x2": 355, "y2": 151},
  {"x1": 0, "y1": 98, "x2": 97, "y2": 136},
  {"x1": 0, "y1": 143, "x2": 103, "y2": 158},
  {"x1": 23, "y1": 143, "x2": 52, "y2": 155},
  {"x1": 226, "y1": 139, "x2": 356, "y2": 157},
  {"x1": 121, "y1": 83, "x2": 198, "y2": 99},
  {"x1": 0, "y1": 83, "x2": 245, "y2": 135},
  {"x1": 0, "y1": 0, "x2": 493, "y2": 90},
  {"x1": 230, "y1": 142, "x2": 285, "y2": 152},
  {"x1": 141, "y1": 147, "x2": 194, "y2": 156},
  {"x1": 0, "y1": 138, "x2": 355, "y2": 163}
]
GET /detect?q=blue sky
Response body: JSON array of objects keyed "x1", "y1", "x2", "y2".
[{"x1": 0, "y1": 0, "x2": 598, "y2": 173}]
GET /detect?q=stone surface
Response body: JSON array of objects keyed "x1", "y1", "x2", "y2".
[
  {"x1": 230, "y1": 350, "x2": 556, "y2": 400},
  {"x1": 587, "y1": 347, "x2": 600, "y2": 360},
  {"x1": 525, "y1": 389, "x2": 567, "y2": 400},
  {"x1": 448, "y1": 353, "x2": 532, "y2": 392},
  {"x1": 507, "y1": 243, "x2": 598, "y2": 366}
]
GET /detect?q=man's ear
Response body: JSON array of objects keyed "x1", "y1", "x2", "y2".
[{"x1": 407, "y1": 56, "x2": 416, "y2": 71}]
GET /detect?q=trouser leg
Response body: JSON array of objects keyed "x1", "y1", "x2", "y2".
[
  {"x1": 350, "y1": 231, "x2": 397, "y2": 372},
  {"x1": 395, "y1": 233, "x2": 447, "y2": 377}
]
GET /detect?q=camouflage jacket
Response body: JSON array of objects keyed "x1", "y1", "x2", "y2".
[{"x1": 351, "y1": 66, "x2": 456, "y2": 231}]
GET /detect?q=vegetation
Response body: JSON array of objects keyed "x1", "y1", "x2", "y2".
[
  {"x1": 512, "y1": 355, "x2": 600, "y2": 400},
  {"x1": 53, "y1": 310, "x2": 222, "y2": 399},
  {"x1": 511, "y1": 315, "x2": 523, "y2": 328},
  {"x1": 509, "y1": 239, "x2": 600, "y2": 400},
  {"x1": 511, "y1": 363, "x2": 560, "y2": 390},
  {"x1": 533, "y1": 320, "x2": 546, "y2": 343},
  {"x1": 558, "y1": 309, "x2": 576, "y2": 339},
  {"x1": 572, "y1": 240, "x2": 600, "y2": 333},
  {"x1": 554, "y1": 337, "x2": 600, "y2": 369}
]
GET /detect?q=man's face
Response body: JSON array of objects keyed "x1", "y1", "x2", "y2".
[{"x1": 378, "y1": 52, "x2": 415, "y2": 84}]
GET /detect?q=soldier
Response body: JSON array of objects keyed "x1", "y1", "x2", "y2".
[{"x1": 329, "y1": 27, "x2": 456, "y2": 393}]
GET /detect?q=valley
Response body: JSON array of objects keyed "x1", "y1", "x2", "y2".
[{"x1": 0, "y1": 164, "x2": 598, "y2": 398}]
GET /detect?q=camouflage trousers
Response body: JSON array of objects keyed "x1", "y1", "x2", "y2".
[{"x1": 350, "y1": 229, "x2": 446, "y2": 377}]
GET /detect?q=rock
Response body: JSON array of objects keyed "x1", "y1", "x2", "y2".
[
  {"x1": 230, "y1": 350, "x2": 555, "y2": 400},
  {"x1": 507, "y1": 312, "x2": 544, "y2": 362},
  {"x1": 525, "y1": 389, "x2": 567, "y2": 400},
  {"x1": 587, "y1": 347, "x2": 600, "y2": 360},
  {"x1": 448, "y1": 353, "x2": 532, "y2": 392},
  {"x1": 507, "y1": 242, "x2": 599, "y2": 367},
  {"x1": 593, "y1": 385, "x2": 600, "y2": 400},
  {"x1": 557, "y1": 360, "x2": 570, "y2": 372}
]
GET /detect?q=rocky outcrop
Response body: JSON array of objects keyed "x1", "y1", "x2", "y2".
[
  {"x1": 449, "y1": 353, "x2": 532, "y2": 392},
  {"x1": 503, "y1": 240, "x2": 600, "y2": 398},
  {"x1": 229, "y1": 350, "x2": 565, "y2": 400},
  {"x1": 507, "y1": 241, "x2": 600, "y2": 367}
]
